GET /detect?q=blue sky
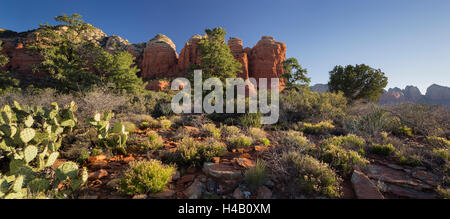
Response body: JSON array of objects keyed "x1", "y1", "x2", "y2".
[{"x1": 1, "y1": 0, "x2": 449, "y2": 93}]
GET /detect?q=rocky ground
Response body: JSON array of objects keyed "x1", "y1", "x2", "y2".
[{"x1": 74, "y1": 126, "x2": 443, "y2": 199}]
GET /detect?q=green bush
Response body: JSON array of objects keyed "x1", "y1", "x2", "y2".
[
  {"x1": 427, "y1": 136, "x2": 450, "y2": 148},
  {"x1": 393, "y1": 125, "x2": 413, "y2": 137},
  {"x1": 227, "y1": 135, "x2": 253, "y2": 148},
  {"x1": 201, "y1": 124, "x2": 221, "y2": 139},
  {"x1": 432, "y1": 148, "x2": 450, "y2": 161},
  {"x1": 283, "y1": 152, "x2": 342, "y2": 198},
  {"x1": 282, "y1": 131, "x2": 312, "y2": 151},
  {"x1": 167, "y1": 137, "x2": 227, "y2": 167},
  {"x1": 371, "y1": 143, "x2": 395, "y2": 156},
  {"x1": 119, "y1": 160, "x2": 175, "y2": 195},
  {"x1": 146, "y1": 131, "x2": 164, "y2": 150},
  {"x1": 244, "y1": 160, "x2": 268, "y2": 188},
  {"x1": 344, "y1": 106, "x2": 400, "y2": 137},
  {"x1": 320, "y1": 134, "x2": 366, "y2": 155},
  {"x1": 248, "y1": 127, "x2": 269, "y2": 145},
  {"x1": 300, "y1": 120, "x2": 335, "y2": 134},
  {"x1": 239, "y1": 113, "x2": 262, "y2": 128},
  {"x1": 221, "y1": 125, "x2": 241, "y2": 137},
  {"x1": 159, "y1": 119, "x2": 172, "y2": 130}
]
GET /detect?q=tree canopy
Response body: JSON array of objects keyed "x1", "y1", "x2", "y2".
[
  {"x1": 328, "y1": 64, "x2": 388, "y2": 102},
  {"x1": 28, "y1": 13, "x2": 142, "y2": 93},
  {"x1": 0, "y1": 40, "x2": 20, "y2": 94},
  {"x1": 282, "y1": 57, "x2": 310, "y2": 90}
]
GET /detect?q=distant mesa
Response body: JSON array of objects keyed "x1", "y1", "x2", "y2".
[
  {"x1": 309, "y1": 83, "x2": 450, "y2": 107},
  {"x1": 0, "y1": 25, "x2": 287, "y2": 91}
]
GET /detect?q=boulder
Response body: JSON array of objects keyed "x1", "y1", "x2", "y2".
[
  {"x1": 177, "y1": 35, "x2": 203, "y2": 73},
  {"x1": 202, "y1": 162, "x2": 242, "y2": 180},
  {"x1": 351, "y1": 170, "x2": 384, "y2": 199}
]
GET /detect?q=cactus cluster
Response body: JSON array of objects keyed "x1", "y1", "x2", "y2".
[
  {"x1": 88, "y1": 111, "x2": 129, "y2": 154},
  {"x1": 0, "y1": 101, "x2": 87, "y2": 199}
]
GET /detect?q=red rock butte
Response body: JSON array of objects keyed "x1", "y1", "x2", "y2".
[{"x1": 0, "y1": 27, "x2": 286, "y2": 91}]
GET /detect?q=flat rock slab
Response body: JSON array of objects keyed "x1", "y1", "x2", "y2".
[
  {"x1": 386, "y1": 184, "x2": 436, "y2": 199},
  {"x1": 366, "y1": 164, "x2": 431, "y2": 190},
  {"x1": 203, "y1": 162, "x2": 242, "y2": 180},
  {"x1": 351, "y1": 170, "x2": 384, "y2": 199}
]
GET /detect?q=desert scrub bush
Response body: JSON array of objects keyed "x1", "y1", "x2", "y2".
[
  {"x1": 119, "y1": 160, "x2": 175, "y2": 195},
  {"x1": 221, "y1": 125, "x2": 241, "y2": 137},
  {"x1": 282, "y1": 152, "x2": 342, "y2": 198},
  {"x1": 320, "y1": 134, "x2": 366, "y2": 155},
  {"x1": 227, "y1": 135, "x2": 253, "y2": 148},
  {"x1": 371, "y1": 143, "x2": 395, "y2": 156},
  {"x1": 248, "y1": 128, "x2": 270, "y2": 146},
  {"x1": 158, "y1": 117, "x2": 172, "y2": 130},
  {"x1": 300, "y1": 120, "x2": 335, "y2": 135},
  {"x1": 166, "y1": 137, "x2": 227, "y2": 166},
  {"x1": 281, "y1": 131, "x2": 313, "y2": 151},
  {"x1": 145, "y1": 131, "x2": 164, "y2": 150},
  {"x1": 239, "y1": 112, "x2": 262, "y2": 128},
  {"x1": 437, "y1": 185, "x2": 450, "y2": 199},
  {"x1": 121, "y1": 121, "x2": 137, "y2": 133},
  {"x1": 344, "y1": 106, "x2": 400, "y2": 137},
  {"x1": 201, "y1": 123, "x2": 221, "y2": 139},
  {"x1": 393, "y1": 125, "x2": 413, "y2": 137},
  {"x1": 244, "y1": 160, "x2": 268, "y2": 188},
  {"x1": 427, "y1": 136, "x2": 450, "y2": 148},
  {"x1": 279, "y1": 87, "x2": 347, "y2": 123},
  {"x1": 383, "y1": 103, "x2": 449, "y2": 137},
  {"x1": 432, "y1": 148, "x2": 450, "y2": 162},
  {"x1": 173, "y1": 126, "x2": 199, "y2": 140}
]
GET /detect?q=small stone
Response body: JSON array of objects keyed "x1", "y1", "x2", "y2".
[
  {"x1": 256, "y1": 186, "x2": 272, "y2": 199},
  {"x1": 203, "y1": 162, "x2": 242, "y2": 180},
  {"x1": 88, "y1": 155, "x2": 107, "y2": 163},
  {"x1": 149, "y1": 189, "x2": 175, "y2": 199},
  {"x1": 178, "y1": 174, "x2": 195, "y2": 184},
  {"x1": 235, "y1": 158, "x2": 255, "y2": 168},
  {"x1": 132, "y1": 194, "x2": 148, "y2": 199},
  {"x1": 88, "y1": 160, "x2": 108, "y2": 169},
  {"x1": 187, "y1": 166, "x2": 197, "y2": 174},
  {"x1": 184, "y1": 178, "x2": 204, "y2": 199},
  {"x1": 212, "y1": 157, "x2": 220, "y2": 163},
  {"x1": 264, "y1": 180, "x2": 275, "y2": 188},
  {"x1": 172, "y1": 171, "x2": 181, "y2": 181},
  {"x1": 122, "y1": 156, "x2": 135, "y2": 163},
  {"x1": 79, "y1": 194, "x2": 98, "y2": 199},
  {"x1": 88, "y1": 169, "x2": 108, "y2": 179},
  {"x1": 106, "y1": 178, "x2": 121, "y2": 189},
  {"x1": 254, "y1": 146, "x2": 269, "y2": 152},
  {"x1": 233, "y1": 187, "x2": 244, "y2": 199}
]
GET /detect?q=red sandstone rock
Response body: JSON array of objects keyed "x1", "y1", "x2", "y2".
[
  {"x1": 351, "y1": 170, "x2": 384, "y2": 199},
  {"x1": 177, "y1": 35, "x2": 203, "y2": 73},
  {"x1": 248, "y1": 36, "x2": 286, "y2": 90},
  {"x1": 141, "y1": 34, "x2": 178, "y2": 79},
  {"x1": 228, "y1": 37, "x2": 249, "y2": 79},
  {"x1": 145, "y1": 80, "x2": 170, "y2": 91}
]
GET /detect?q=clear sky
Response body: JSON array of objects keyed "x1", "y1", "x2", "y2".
[{"x1": 1, "y1": 0, "x2": 449, "y2": 93}]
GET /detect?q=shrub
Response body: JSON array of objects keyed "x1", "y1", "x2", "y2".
[
  {"x1": 248, "y1": 127, "x2": 269, "y2": 145},
  {"x1": 283, "y1": 152, "x2": 342, "y2": 198},
  {"x1": 227, "y1": 135, "x2": 253, "y2": 148},
  {"x1": 146, "y1": 131, "x2": 164, "y2": 150},
  {"x1": 396, "y1": 153, "x2": 422, "y2": 166},
  {"x1": 122, "y1": 122, "x2": 137, "y2": 133},
  {"x1": 393, "y1": 125, "x2": 413, "y2": 137},
  {"x1": 167, "y1": 137, "x2": 227, "y2": 167},
  {"x1": 244, "y1": 160, "x2": 268, "y2": 188},
  {"x1": 201, "y1": 123, "x2": 221, "y2": 139},
  {"x1": 300, "y1": 120, "x2": 335, "y2": 134},
  {"x1": 279, "y1": 87, "x2": 347, "y2": 123},
  {"x1": 319, "y1": 136, "x2": 368, "y2": 175},
  {"x1": 371, "y1": 143, "x2": 395, "y2": 156},
  {"x1": 432, "y1": 148, "x2": 450, "y2": 161},
  {"x1": 159, "y1": 119, "x2": 172, "y2": 130},
  {"x1": 427, "y1": 136, "x2": 450, "y2": 148},
  {"x1": 221, "y1": 125, "x2": 241, "y2": 137},
  {"x1": 344, "y1": 106, "x2": 400, "y2": 137},
  {"x1": 282, "y1": 131, "x2": 312, "y2": 151},
  {"x1": 260, "y1": 138, "x2": 270, "y2": 147},
  {"x1": 239, "y1": 112, "x2": 262, "y2": 128},
  {"x1": 119, "y1": 160, "x2": 175, "y2": 195},
  {"x1": 320, "y1": 134, "x2": 366, "y2": 155},
  {"x1": 173, "y1": 127, "x2": 199, "y2": 140}
]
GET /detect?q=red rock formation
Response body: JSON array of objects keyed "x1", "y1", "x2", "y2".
[
  {"x1": 141, "y1": 34, "x2": 178, "y2": 79},
  {"x1": 228, "y1": 37, "x2": 249, "y2": 79},
  {"x1": 145, "y1": 80, "x2": 170, "y2": 91},
  {"x1": 248, "y1": 36, "x2": 286, "y2": 90},
  {"x1": 177, "y1": 35, "x2": 203, "y2": 73}
]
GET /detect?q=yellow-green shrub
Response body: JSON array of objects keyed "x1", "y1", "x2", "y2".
[{"x1": 301, "y1": 120, "x2": 335, "y2": 134}]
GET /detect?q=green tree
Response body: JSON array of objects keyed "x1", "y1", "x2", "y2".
[
  {"x1": 197, "y1": 27, "x2": 242, "y2": 82},
  {"x1": 28, "y1": 13, "x2": 142, "y2": 93},
  {"x1": 94, "y1": 51, "x2": 143, "y2": 93},
  {"x1": 282, "y1": 57, "x2": 310, "y2": 90},
  {"x1": 0, "y1": 40, "x2": 20, "y2": 94},
  {"x1": 328, "y1": 64, "x2": 388, "y2": 102}
]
